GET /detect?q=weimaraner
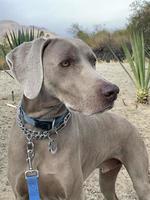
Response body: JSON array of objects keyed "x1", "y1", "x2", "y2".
[{"x1": 6, "y1": 37, "x2": 150, "y2": 200}]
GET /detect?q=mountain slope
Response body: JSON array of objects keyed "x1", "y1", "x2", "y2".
[{"x1": 0, "y1": 20, "x2": 55, "y2": 41}]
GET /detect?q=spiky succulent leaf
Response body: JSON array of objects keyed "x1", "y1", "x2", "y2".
[
  {"x1": 122, "y1": 29, "x2": 150, "y2": 103},
  {"x1": 5, "y1": 27, "x2": 42, "y2": 50}
]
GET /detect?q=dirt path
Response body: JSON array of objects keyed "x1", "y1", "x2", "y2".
[{"x1": 0, "y1": 63, "x2": 150, "y2": 200}]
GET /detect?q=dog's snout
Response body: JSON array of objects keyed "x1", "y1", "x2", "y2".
[{"x1": 102, "y1": 84, "x2": 119, "y2": 100}]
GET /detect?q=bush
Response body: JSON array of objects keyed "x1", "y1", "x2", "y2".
[
  {"x1": 5, "y1": 27, "x2": 43, "y2": 50},
  {"x1": 122, "y1": 30, "x2": 150, "y2": 103},
  {"x1": 70, "y1": 24, "x2": 130, "y2": 62},
  {"x1": 0, "y1": 40, "x2": 10, "y2": 70},
  {"x1": 70, "y1": 0, "x2": 150, "y2": 62},
  {"x1": 128, "y1": 0, "x2": 150, "y2": 47},
  {"x1": 0, "y1": 27, "x2": 43, "y2": 70}
]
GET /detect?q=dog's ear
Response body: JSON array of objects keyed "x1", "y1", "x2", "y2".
[{"x1": 6, "y1": 37, "x2": 50, "y2": 99}]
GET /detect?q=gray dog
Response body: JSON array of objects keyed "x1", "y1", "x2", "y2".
[{"x1": 6, "y1": 37, "x2": 150, "y2": 200}]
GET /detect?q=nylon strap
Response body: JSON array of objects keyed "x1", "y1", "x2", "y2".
[{"x1": 26, "y1": 174, "x2": 40, "y2": 200}]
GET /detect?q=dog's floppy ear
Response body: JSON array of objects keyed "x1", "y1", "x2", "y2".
[{"x1": 6, "y1": 37, "x2": 49, "y2": 99}]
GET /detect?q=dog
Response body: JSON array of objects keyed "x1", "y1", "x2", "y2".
[{"x1": 6, "y1": 37, "x2": 150, "y2": 200}]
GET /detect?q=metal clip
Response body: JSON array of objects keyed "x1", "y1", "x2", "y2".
[
  {"x1": 25, "y1": 169, "x2": 39, "y2": 178},
  {"x1": 25, "y1": 141, "x2": 39, "y2": 180},
  {"x1": 26, "y1": 141, "x2": 34, "y2": 170},
  {"x1": 27, "y1": 141, "x2": 34, "y2": 151}
]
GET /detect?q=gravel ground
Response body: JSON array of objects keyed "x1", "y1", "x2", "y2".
[{"x1": 0, "y1": 62, "x2": 150, "y2": 200}]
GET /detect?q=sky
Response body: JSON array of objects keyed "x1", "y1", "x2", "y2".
[{"x1": 0, "y1": 0, "x2": 135, "y2": 36}]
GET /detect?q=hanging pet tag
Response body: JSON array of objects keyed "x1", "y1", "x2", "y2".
[{"x1": 48, "y1": 138, "x2": 57, "y2": 154}]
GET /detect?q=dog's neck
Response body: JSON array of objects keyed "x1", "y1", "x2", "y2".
[{"x1": 21, "y1": 86, "x2": 67, "y2": 119}]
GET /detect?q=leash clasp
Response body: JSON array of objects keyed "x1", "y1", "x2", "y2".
[
  {"x1": 25, "y1": 169, "x2": 39, "y2": 179},
  {"x1": 26, "y1": 141, "x2": 34, "y2": 170}
]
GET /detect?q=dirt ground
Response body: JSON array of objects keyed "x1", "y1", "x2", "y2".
[{"x1": 0, "y1": 62, "x2": 150, "y2": 200}]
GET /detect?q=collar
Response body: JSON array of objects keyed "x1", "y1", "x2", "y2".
[
  {"x1": 19, "y1": 105, "x2": 71, "y2": 131},
  {"x1": 17, "y1": 105, "x2": 71, "y2": 153}
]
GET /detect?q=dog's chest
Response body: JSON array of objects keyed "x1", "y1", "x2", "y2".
[
  {"x1": 39, "y1": 173, "x2": 67, "y2": 199},
  {"x1": 17, "y1": 167, "x2": 72, "y2": 199}
]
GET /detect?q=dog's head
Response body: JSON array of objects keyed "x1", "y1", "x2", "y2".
[{"x1": 6, "y1": 37, "x2": 119, "y2": 115}]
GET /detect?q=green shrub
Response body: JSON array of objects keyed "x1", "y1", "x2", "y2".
[
  {"x1": 0, "y1": 40, "x2": 10, "y2": 70},
  {"x1": 128, "y1": 0, "x2": 150, "y2": 47},
  {"x1": 122, "y1": 30, "x2": 150, "y2": 104},
  {"x1": 70, "y1": 24, "x2": 130, "y2": 61},
  {"x1": 5, "y1": 27, "x2": 43, "y2": 50},
  {"x1": 0, "y1": 27, "x2": 43, "y2": 70}
]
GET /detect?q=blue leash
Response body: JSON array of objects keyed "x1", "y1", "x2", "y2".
[
  {"x1": 25, "y1": 170, "x2": 40, "y2": 200},
  {"x1": 25, "y1": 141, "x2": 41, "y2": 200}
]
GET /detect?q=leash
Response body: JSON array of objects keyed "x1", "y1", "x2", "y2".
[{"x1": 25, "y1": 141, "x2": 40, "y2": 200}]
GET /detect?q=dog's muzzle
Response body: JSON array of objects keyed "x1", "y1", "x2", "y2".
[{"x1": 101, "y1": 84, "x2": 119, "y2": 103}]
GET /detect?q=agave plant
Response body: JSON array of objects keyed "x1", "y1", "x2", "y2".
[
  {"x1": 109, "y1": 30, "x2": 150, "y2": 104},
  {"x1": 122, "y1": 30, "x2": 150, "y2": 104},
  {"x1": 0, "y1": 27, "x2": 43, "y2": 77},
  {"x1": 5, "y1": 27, "x2": 43, "y2": 50}
]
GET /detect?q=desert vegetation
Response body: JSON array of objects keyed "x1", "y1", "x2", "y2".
[
  {"x1": 0, "y1": 28, "x2": 43, "y2": 70},
  {"x1": 69, "y1": 0, "x2": 150, "y2": 103},
  {"x1": 70, "y1": 0, "x2": 150, "y2": 62},
  {"x1": 122, "y1": 30, "x2": 150, "y2": 103}
]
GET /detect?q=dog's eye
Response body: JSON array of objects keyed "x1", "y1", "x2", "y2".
[
  {"x1": 88, "y1": 55, "x2": 97, "y2": 67},
  {"x1": 91, "y1": 58, "x2": 96, "y2": 66},
  {"x1": 60, "y1": 60, "x2": 71, "y2": 67}
]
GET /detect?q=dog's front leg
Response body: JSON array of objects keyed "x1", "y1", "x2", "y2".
[
  {"x1": 66, "y1": 176, "x2": 85, "y2": 200},
  {"x1": 68, "y1": 189, "x2": 85, "y2": 200},
  {"x1": 15, "y1": 194, "x2": 28, "y2": 200}
]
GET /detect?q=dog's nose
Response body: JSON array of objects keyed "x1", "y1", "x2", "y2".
[{"x1": 102, "y1": 84, "x2": 119, "y2": 100}]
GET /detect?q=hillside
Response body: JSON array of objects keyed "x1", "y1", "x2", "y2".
[{"x1": 0, "y1": 20, "x2": 55, "y2": 42}]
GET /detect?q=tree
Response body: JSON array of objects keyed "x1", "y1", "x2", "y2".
[{"x1": 128, "y1": 0, "x2": 150, "y2": 47}]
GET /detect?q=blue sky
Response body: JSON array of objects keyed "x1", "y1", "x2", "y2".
[{"x1": 0, "y1": 0, "x2": 135, "y2": 36}]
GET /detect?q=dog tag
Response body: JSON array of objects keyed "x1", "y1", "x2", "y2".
[{"x1": 48, "y1": 139, "x2": 57, "y2": 154}]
